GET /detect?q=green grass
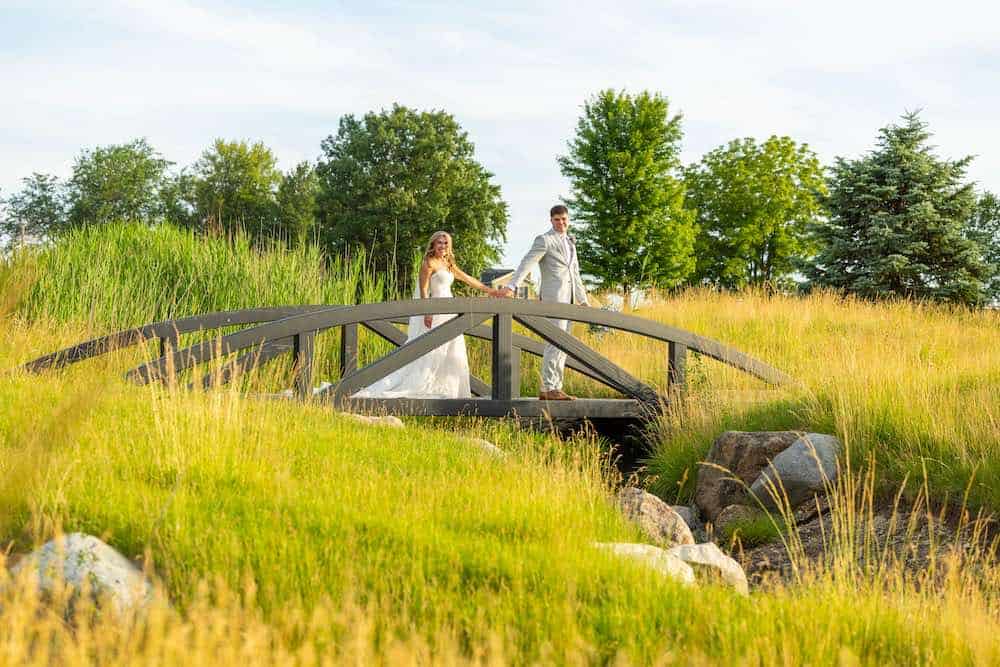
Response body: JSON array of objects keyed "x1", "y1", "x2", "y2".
[{"x1": 2, "y1": 224, "x2": 1000, "y2": 663}]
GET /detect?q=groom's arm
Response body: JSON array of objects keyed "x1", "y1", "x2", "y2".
[{"x1": 506, "y1": 234, "x2": 547, "y2": 295}]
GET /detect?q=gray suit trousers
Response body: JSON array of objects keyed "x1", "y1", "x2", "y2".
[{"x1": 541, "y1": 318, "x2": 572, "y2": 391}]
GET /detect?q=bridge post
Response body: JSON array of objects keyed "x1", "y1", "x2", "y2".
[
  {"x1": 294, "y1": 331, "x2": 315, "y2": 399},
  {"x1": 668, "y1": 341, "x2": 687, "y2": 392},
  {"x1": 340, "y1": 323, "x2": 358, "y2": 378},
  {"x1": 158, "y1": 327, "x2": 179, "y2": 360},
  {"x1": 491, "y1": 313, "x2": 517, "y2": 399}
]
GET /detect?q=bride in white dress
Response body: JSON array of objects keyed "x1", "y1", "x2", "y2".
[{"x1": 352, "y1": 231, "x2": 501, "y2": 399}]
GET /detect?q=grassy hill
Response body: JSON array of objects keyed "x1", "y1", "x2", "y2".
[{"x1": 1, "y1": 224, "x2": 999, "y2": 663}]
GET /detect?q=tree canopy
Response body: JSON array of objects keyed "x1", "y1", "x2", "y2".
[
  {"x1": 66, "y1": 138, "x2": 171, "y2": 227},
  {"x1": 805, "y1": 112, "x2": 988, "y2": 305},
  {"x1": 685, "y1": 136, "x2": 826, "y2": 289},
  {"x1": 558, "y1": 89, "x2": 696, "y2": 299},
  {"x1": 1, "y1": 173, "x2": 66, "y2": 248},
  {"x1": 190, "y1": 139, "x2": 283, "y2": 238},
  {"x1": 965, "y1": 191, "x2": 1000, "y2": 303},
  {"x1": 315, "y1": 105, "x2": 508, "y2": 288}
]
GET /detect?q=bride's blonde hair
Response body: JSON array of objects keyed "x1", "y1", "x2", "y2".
[{"x1": 424, "y1": 231, "x2": 457, "y2": 271}]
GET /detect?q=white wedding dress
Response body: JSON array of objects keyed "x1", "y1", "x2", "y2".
[{"x1": 352, "y1": 269, "x2": 472, "y2": 399}]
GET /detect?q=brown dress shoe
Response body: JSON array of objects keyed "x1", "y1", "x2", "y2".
[{"x1": 538, "y1": 389, "x2": 576, "y2": 401}]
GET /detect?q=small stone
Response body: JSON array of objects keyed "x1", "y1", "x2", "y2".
[
  {"x1": 749, "y1": 433, "x2": 841, "y2": 510},
  {"x1": 460, "y1": 437, "x2": 506, "y2": 458},
  {"x1": 338, "y1": 412, "x2": 404, "y2": 428},
  {"x1": 11, "y1": 533, "x2": 156, "y2": 616},
  {"x1": 593, "y1": 542, "x2": 695, "y2": 585},
  {"x1": 618, "y1": 488, "x2": 695, "y2": 548},
  {"x1": 667, "y1": 542, "x2": 749, "y2": 595}
]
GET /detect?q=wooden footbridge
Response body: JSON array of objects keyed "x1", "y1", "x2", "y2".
[{"x1": 22, "y1": 299, "x2": 789, "y2": 420}]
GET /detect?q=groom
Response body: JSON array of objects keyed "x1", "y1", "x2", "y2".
[{"x1": 501, "y1": 205, "x2": 589, "y2": 401}]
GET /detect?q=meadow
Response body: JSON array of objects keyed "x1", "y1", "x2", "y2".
[{"x1": 1, "y1": 223, "x2": 999, "y2": 664}]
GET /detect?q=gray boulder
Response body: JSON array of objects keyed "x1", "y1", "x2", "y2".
[
  {"x1": 695, "y1": 431, "x2": 800, "y2": 522},
  {"x1": 618, "y1": 488, "x2": 695, "y2": 548},
  {"x1": 749, "y1": 433, "x2": 841, "y2": 510},
  {"x1": 670, "y1": 505, "x2": 702, "y2": 532},
  {"x1": 593, "y1": 542, "x2": 695, "y2": 585},
  {"x1": 11, "y1": 533, "x2": 155, "y2": 615},
  {"x1": 667, "y1": 542, "x2": 749, "y2": 595}
]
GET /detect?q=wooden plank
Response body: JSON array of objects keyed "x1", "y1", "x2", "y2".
[
  {"x1": 515, "y1": 314, "x2": 660, "y2": 404},
  {"x1": 294, "y1": 331, "x2": 315, "y2": 400},
  {"x1": 327, "y1": 313, "x2": 491, "y2": 399},
  {"x1": 332, "y1": 397, "x2": 652, "y2": 419},
  {"x1": 198, "y1": 337, "x2": 294, "y2": 389},
  {"x1": 339, "y1": 322, "x2": 358, "y2": 379},
  {"x1": 491, "y1": 313, "x2": 515, "y2": 400},
  {"x1": 362, "y1": 320, "x2": 492, "y2": 398}
]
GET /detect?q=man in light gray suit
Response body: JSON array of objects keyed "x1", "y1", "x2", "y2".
[{"x1": 501, "y1": 205, "x2": 589, "y2": 400}]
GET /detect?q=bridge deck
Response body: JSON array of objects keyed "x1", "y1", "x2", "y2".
[{"x1": 332, "y1": 397, "x2": 652, "y2": 418}]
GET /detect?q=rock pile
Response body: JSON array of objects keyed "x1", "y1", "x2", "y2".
[{"x1": 608, "y1": 431, "x2": 842, "y2": 594}]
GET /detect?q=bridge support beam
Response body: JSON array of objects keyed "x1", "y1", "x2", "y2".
[
  {"x1": 340, "y1": 323, "x2": 358, "y2": 379},
  {"x1": 491, "y1": 313, "x2": 517, "y2": 399},
  {"x1": 668, "y1": 341, "x2": 686, "y2": 393},
  {"x1": 294, "y1": 331, "x2": 315, "y2": 400}
]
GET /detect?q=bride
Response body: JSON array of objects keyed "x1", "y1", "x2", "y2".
[{"x1": 352, "y1": 231, "x2": 501, "y2": 399}]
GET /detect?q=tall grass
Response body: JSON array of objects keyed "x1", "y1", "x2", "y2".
[
  {"x1": 2, "y1": 337, "x2": 999, "y2": 663},
  {"x1": 10, "y1": 222, "x2": 393, "y2": 328},
  {"x1": 4, "y1": 230, "x2": 1000, "y2": 662},
  {"x1": 631, "y1": 290, "x2": 1000, "y2": 512}
]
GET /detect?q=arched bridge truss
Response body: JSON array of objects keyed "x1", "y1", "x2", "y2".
[{"x1": 22, "y1": 299, "x2": 790, "y2": 420}]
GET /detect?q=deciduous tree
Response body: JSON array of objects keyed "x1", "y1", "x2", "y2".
[
  {"x1": 684, "y1": 136, "x2": 826, "y2": 288},
  {"x1": 965, "y1": 191, "x2": 1000, "y2": 302},
  {"x1": 558, "y1": 89, "x2": 696, "y2": 302},
  {"x1": 66, "y1": 139, "x2": 170, "y2": 226},
  {"x1": 1, "y1": 173, "x2": 67, "y2": 248},
  {"x1": 191, "y1": 139, "x2": 282, "y2": 238},
  {"x1": 316, "y1": 105, "x2": 508, "y2": 288}
]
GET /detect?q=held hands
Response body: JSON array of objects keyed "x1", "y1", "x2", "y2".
[{"x1": 497, "y1": 286, "x2": 515, "y2": 298}]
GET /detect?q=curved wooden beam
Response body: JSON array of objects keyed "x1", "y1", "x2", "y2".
[{"x1": 121, "y1": 299, "x2": 790, "y2": 387}]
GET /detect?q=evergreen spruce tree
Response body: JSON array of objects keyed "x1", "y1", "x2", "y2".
[
  {"x1": 805, "y1": 112, "x2": 988, "y2": 305},
  {"x1": 558, "y1": 90, "x2": 696, "y2": 302}
]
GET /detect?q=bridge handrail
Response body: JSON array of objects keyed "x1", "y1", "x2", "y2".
[{"x1": 22, "y1": 299, "x2": 791, "y2": 388}]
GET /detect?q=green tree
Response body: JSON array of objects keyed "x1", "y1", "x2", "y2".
[
  {"x1": 558, "y1": 89, "x2": 696, "y2": 301},
  {"x1": 965, "y1": 191, "x2": 1000, "y2": 302},
  {"x1": 1, "y1": 173, "x2": 67, "y2": 248},
  {"x1": 805, "y1": 112, "x2": 988, "y2": 305},
  {"x1": 316, "y1": 105, "x2": 508, "y2": 289},
  {"x1": 67, "y1": 138, "x2": 171, "y2": 226},
  {"x1": 276, "y1": 162, "x2": 318, "y2": 245},
  {"x1": 191, "y1": 139, "x2": 282, "y2": 238},
  {"x1": 684, "y1": 136, "x2": 826, "y2": 289}
]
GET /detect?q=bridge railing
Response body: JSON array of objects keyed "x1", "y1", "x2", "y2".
[{"x1": 21, "y1": 299, "x2": 790, "y2": 414}]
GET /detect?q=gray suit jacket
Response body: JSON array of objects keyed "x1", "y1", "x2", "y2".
[{"x1": 509, "y1": 230, "x2": 588, "y2": 305}]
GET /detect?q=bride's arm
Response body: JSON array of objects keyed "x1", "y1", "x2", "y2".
[
  {"x1": 453, "y1": 266, "x2": 500, "y2": 296},
  {"x1": 418, "y1": 260, "x2": 436, "y2": 328},
  {"x1": 418, "y1": 260, "x2": 433, "y2": 299}
]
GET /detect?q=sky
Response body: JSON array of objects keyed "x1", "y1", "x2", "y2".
[{"x1": 2, "y1": 0, "x2": 999, "y2": 265}]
